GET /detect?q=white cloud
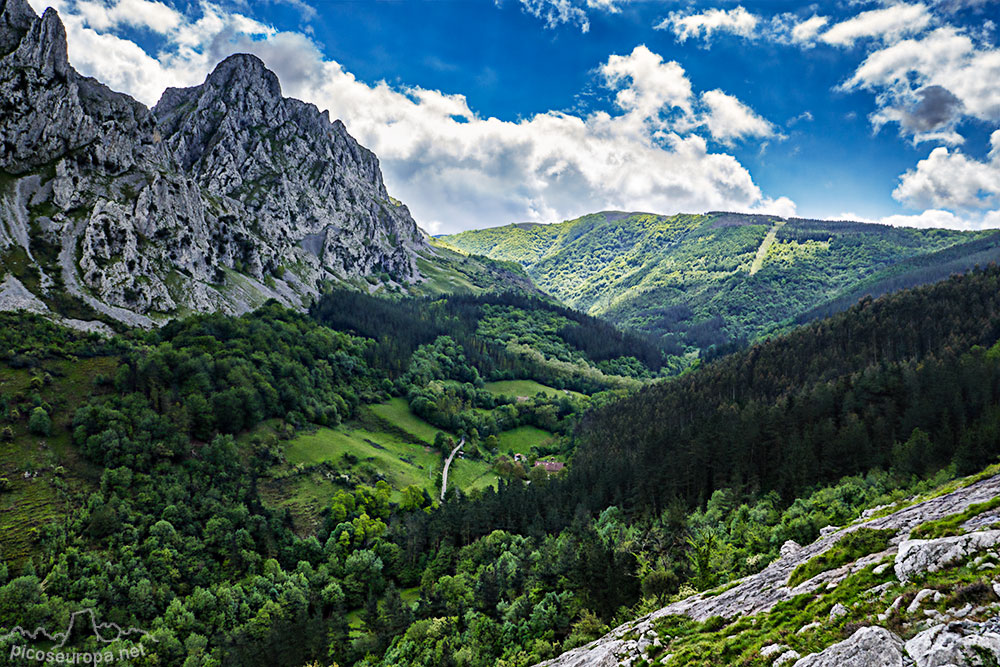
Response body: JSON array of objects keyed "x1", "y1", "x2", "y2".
[
  {"x1": 26, "y1": 0, "x2": 279, "y2": 105},
  {"x1": 838, "y1": 208, "x2": 1000, "y2": 229},
  {"x1": 24, "y1": 3, "x2": 792, "y2": 232},
  {"x1": 600, "y1": 45, "x2": 693, "y2": 120},
  {"x1": 655, "y1": 6, "x2": 759, "y2": 43},
  {"x1": 892, "y1": 130, "x2": 1000, "y2": 210},
  {"x1": 700, "y1": 89, "x2": 776, "y2": 144},
  {"x1": 74, "y1": 0, "x2": 183, "y2": 33},
  {"x1": 519, "y1": 0, "x2": 590, "y2": 32},
  {"x1": 788, "y1": 110, "x2": 814, "y2": 125},
  {"x1": 844, "y1": 26, "x2": 1000, "y2": 129},
  {"x1": 838, "y1": 24, "x2": 1000, "y2": 146},
  {"x1": 879, "y1": 209, "x2": 970, "y2": 228},
  {"x1": 515, "y1": 0, "x2": 625, "y2": 32},
  {"x1": 820, "y1": 3, "x2": 933, "y2": 47},
  {"x1": 791, "y1": 14, "x2": 829, "y2": 44}
]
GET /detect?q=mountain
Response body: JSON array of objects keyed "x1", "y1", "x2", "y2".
[
  {"x1": 441, "y1": 211, "x2": 1000, "y2": 354},
  {"x1": 0, "y1": 0, "x2": 439, "y2": 329},
  {"x1": 4, "y1": 246, "x2": 1000, "y2": 666}
]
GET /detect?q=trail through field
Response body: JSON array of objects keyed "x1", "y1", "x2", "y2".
[
  {"x1": 440, "y1": 437, "x2": 465, "y2": 500},
  {"x1": 749, "y1": 219, "x2": 787, "y2": 275}
]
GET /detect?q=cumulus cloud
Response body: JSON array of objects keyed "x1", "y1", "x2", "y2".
[
  {"x1": 23, "y1": 3, "x2": 791, "y2": 232},
  {"x1": 892, "y1": 130, "x2": 1000, "y2": 210},
  {"x1": 74, "y1": 0, "x2": 182, "y2": 32},
  {"x1": 700, "y1": 90, "x2": 777, "y2": 144},
  {"x1": 26, "y1": 0, "x2": 281, "y2": 104},
  {"x1": 838, "y1": 208, "x2": 1000, "y2": 230},
  {"x1": 879, "y1": 209, "x2": 972, "y2": 228},
  {"x1": 819, "y1": 3, "x2": 933, "y2": 47},
  {"x1": 843, "y1": 26, "x2": 1000, "y2": 139},
  {"x1": 600, "y1": 45, "x2": 693, "y2": 120},
  {"x1": 655, "y1": 6, "x2": 759, "y2": 43}
]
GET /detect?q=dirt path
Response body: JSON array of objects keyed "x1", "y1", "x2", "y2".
[
  {"x1": 749, "y1": 219, "x2": 786, "y2": 276},
  {"x1": 440, "y1": 437, "x2": 465, "y2": 501}
]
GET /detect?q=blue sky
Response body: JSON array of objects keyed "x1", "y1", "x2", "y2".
[{"x1": 28, "y1": 0, "x2": 1000, "y2": 233}]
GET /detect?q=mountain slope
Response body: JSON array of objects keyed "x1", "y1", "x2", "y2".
[
  {"x1": 442, "y1": 212, "x2": 1000, "y2": 352},
  {"x1": 0, "y1": 0, "x2": 428, "y2": 329},
  {"x1": 538, "y1": 469, "x2": 1000, "y2": 666}
]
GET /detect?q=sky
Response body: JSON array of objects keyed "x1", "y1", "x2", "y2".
[{"x1": 24, "y1": 0, "x2": 1000, "y2": 234}]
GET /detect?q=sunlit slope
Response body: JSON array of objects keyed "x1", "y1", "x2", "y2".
[{"x1": 443, "y1": 212, "x2": 1000, "y2": 351}]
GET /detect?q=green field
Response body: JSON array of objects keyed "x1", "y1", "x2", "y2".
[
  {"x1": 414, "y1": 251, "x2": 478, "y2": 295},
  {"x1": 483, "y1": 379, "x2": 585, "y2": 400},
  {"x1": 286, "y1": 425, "x2": 439, "y2": 491},
  {"x1": 446, "y1": 455, "x2": 497, "y2": 494},
  {"x1": 369, "y1": 397, "x2": 448, "y2": 444},
  {"x1": 497, "y1": 425, "x2": 555, "y2": 455}
]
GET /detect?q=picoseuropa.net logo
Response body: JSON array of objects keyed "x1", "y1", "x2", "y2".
[{"x1": 1, "y1": 608, "x2": 155, "y2": 663}]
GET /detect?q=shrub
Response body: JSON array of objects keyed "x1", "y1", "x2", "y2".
[
  {"x1": 945, "y1": 580, "x2": 994, "y2": 608},
  {"x1": 27, "y1": 407, "x2": 51, "y2": 437}
]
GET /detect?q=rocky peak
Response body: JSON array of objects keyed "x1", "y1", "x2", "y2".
[
  {"x1": 204, "y1": 53, "x2": 282, "y2": 101},
  {"x1": 14, "y1": 7, "x2": 68, "y2": 78},
  {"x1": 537, "y1": 473, "x2": 1000, "y2": 666},
  {"x1": 152, "y1": 52, "x2": 424, "y2": 280},
  {"x1": 0, "y1": 0, "x2": 425, "y2": 326},
  {"x1": 0, "y1": 0, "x2": 35, "y2": 56},
  {"x1": 0, "y1": 2, "x2": 427, "y2": 327}
]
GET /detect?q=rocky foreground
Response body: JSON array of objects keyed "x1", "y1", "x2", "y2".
[{"x1": 538, "y1": 472, "x2": 1000, "y2": 666}]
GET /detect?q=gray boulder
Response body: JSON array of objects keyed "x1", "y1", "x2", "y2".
[
  {"x1": 793, "y1": 627, "x2": 904, "y2": 667},
  {"x1": 904, "y1": 623, "x2": 1000, "y2": 666},
  {"x1": 895, "y1": 531, "x2": 1000, "y2": 583}
]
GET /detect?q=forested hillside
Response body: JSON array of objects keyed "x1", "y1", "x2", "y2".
[
  {"x1": 442, "y1": 212, "x2": 1000, "y2": 361},
  {"x1": 3, "y1": 268, "x2": 1000, "y2": 666}
]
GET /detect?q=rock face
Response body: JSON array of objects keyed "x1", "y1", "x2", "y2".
[
  {"x1": 794, "y1": 627, "x2": 904, "y2": 667},
  {"x1": 905, "y1": 623, "x2": 1000, "y2": 667},
  {"x1": 152, "y1": 53, "x2": 421, "y2": 283},
  {"x1": 535, "y1": 473, "x2": 1000, "y2": 667},
  {"x1": 895, "y1": 531, "x2": 1000, "y2": 584},
  {"x1": 0, "y1": 0, "x2": 426, "y2": 326}
]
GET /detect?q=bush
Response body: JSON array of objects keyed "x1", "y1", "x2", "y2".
[
  {"x1": 945, "y1": 580, "x2": 994, "y2": 608},
  {"x1": 27, "y1": 407, "x2": 51, "y2": 437},
  {"x1": 788, "y1": 528, "x2": 895, "y2": 587}
]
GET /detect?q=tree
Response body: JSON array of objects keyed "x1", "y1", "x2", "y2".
[
  {"x1": 28, "y1": 407, "x2": 51, "y2": 437},
  {"x1": 641, "y1": 568, "x2": 677, "y2": 602},
  {"x1": 434, "y1": 431, "x2": 452, "y2": 453}
]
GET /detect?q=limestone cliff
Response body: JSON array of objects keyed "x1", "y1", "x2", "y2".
[{"x1": 0, "y1": 0, "x2": 426, "y2": 328}]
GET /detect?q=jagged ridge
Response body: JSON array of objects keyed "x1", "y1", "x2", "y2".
[{"x1": 0, "y1": 0, "x2": 426, "y2": 328}]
